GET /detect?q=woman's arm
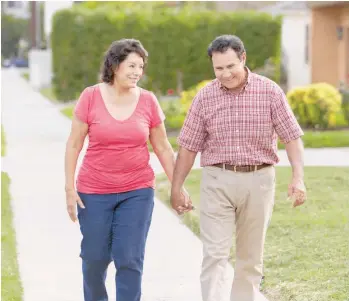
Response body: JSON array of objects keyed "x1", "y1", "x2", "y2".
[
  {"x1": 149, "y1": 123, "x2": 193, "y2": 213},
  {"x1": 64, "y1": 116, "x2": 88, "y2": 221},
  {"x1": 149, "y1": 122, "x2": 176, "y2": 183},
  {"x1": 65, "y1": 116, "x2": 88, "y2": 190}
]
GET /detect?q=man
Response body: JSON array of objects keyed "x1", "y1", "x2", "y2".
[{"x1": 170, "y1": 35, "x2": 306, "y2": 301}]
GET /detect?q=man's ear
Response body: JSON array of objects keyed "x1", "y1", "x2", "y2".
[{"x1": 241, "y1": 52, "x2": 247, "y2": 65}]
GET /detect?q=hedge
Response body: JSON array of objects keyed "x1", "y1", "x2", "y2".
[{"x1": 51, "y1": 7, "x2": 281, "y2": 101}]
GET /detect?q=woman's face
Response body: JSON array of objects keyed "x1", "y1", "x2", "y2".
[{"x1": 114, "y1": 52, "x2": 144, "y2": 88}]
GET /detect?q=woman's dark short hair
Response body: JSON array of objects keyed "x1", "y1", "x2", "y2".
[
  {"x1": 100, "y1": 38, "x2": 148, "y2": 84},
  {"x1": 207, "y1": 35, "x2": 245, "y2": 60}
]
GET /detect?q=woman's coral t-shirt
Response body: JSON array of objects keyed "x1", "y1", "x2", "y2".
[{"x1": 74, "y1": 85, "x2": 165, "y2": 194}]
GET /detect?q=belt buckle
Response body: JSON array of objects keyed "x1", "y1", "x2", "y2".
[
  {"x1": 234, "y1": 165, "x2": 237, "y2": 172},
  {"x1": 254, "y1": 165, "x2": 258, "y2": 172}
]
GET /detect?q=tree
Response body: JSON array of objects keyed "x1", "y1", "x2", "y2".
[{"x1": 1, "y1": 14, "x2": 28, "y2": 58}]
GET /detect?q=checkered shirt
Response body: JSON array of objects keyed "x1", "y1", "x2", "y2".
[{"x1": 177, "y1": 69, "x2": 304, "y2": 166}]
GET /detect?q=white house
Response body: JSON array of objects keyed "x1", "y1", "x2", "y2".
[
  {"x1": 29, "y1": 1, "x2": 73, "y2": 90},
  {"x1": 1, "y1": 1, "x2": 30, "y2": 19},
  {"x1": 260, "y1": 1, "x2": 311, "y2": 91}
]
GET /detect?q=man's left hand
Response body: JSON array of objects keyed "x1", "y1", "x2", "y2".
[{"x1": 288, "y1": 177, "x2": 307, "y2": 207}]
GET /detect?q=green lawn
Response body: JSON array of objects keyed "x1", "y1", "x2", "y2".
[
  {"x1": 1, "y1": 127, "x2": 23, "y2": 301},
  {"x1": 21, "y1": 72, "x2": 29, "y2": 81},
  {"x1": 156, "y1": 167, "x2": 349, "y2": 301},
  {"x1": 40, "y1": 87, "x2": 58, "y2": 103},
  {"x1": 61, "y1": 106, "x2": 74, "y2": 119}
]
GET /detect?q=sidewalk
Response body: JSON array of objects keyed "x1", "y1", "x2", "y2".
[
  {"x1": 1, "y1": 69, "x2": 212, "y2": 301},
  {"x1": 2, "y1": 69, "x2": 348, "y2": 301}
]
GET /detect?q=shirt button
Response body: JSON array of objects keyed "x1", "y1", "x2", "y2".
[
  {"x1": 236, "y1": 130, "x2": 239, "y2": 133},
  {"x1": 237, "y1": 146, "x2": 240, "y2": 150},
  {"x1": 236, "y1": 113, "x2": 238, "y2": 116}
]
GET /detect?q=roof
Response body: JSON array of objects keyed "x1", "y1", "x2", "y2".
[{"x1": 259, "y1": 1, "x2": 309, "y2": 16}]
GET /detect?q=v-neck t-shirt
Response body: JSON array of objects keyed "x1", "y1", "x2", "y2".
[{"x1": 74, "y1": 84, "x2": 165, "y2": 194}]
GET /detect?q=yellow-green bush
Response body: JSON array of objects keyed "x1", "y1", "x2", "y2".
[
  {"x1": 180, "y1": 80, "x2": 212, "y2": 113},
  {"x1": 287, "y1": 83, "x2": 346, "y2": 129},
  {"x1": 339, "y1": 89, "x2": 349, "y2": 124},
  {"x1": 162, "y1": 80, "x2": 211, "y2": 130},
  {"x1": 163, "y1": 101, "x2": 185, "y2": 130}
]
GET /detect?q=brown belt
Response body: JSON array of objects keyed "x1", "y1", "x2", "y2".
[{"x1": 212, "y1": 163, "x2": 272, "y2": 173}]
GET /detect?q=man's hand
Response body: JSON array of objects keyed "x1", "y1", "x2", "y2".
[
  {"x1": 288, "y1": 177, "x2": 306, "y2": 207},
  {"x1": 170, "y1": 188, "x2": 194, "y2": 215}
]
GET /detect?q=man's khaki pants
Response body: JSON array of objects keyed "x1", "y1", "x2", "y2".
[{"x1": 200, "y1": 165, "x2": 275, "y2": 301}]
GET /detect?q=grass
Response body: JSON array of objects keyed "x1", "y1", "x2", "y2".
[
  {"x1": 61, "y1": 106, "x2": 74, "y2": 119},
  {"x1": 40, "y1": 87, "x2": 58, "y2": 103},
  {"x1": 296, "y1": 129, "x2": 349, "y2": 149},
  {"x1": 21, "y1": 72, "x2": 29, "y2": 81},
  {"x1": 155, "y1": 167, "x2": 349, "y2": 301},
  {"x1": 1, "y1": 127, "x2": 23, "y2": 301}
]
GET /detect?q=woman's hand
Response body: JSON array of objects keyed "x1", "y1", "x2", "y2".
[
  {"x1": 171, "y1": 187, "x2": 194, "y2": 215},
  {"x1": 65, "y1": 188, "x2": 85, "y2": 222}
]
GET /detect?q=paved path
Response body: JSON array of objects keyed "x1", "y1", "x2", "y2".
[
  {"x1": 2, "y1": 69, "x2": 348, "y2": 301},
  {"x1": 1, "y1": 69, "x2": 212, "y2": 301}
]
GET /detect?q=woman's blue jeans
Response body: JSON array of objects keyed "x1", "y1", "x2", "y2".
[{"x1": 77, "y1": 188, "x2": 154, "y2": 301}]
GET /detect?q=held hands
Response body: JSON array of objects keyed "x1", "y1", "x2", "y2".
[
  {"x1": 288, "y1": 177, "x2": 307, "y2": 208},
  {"x1": 65, "y1": 188, "x2": 85, "y2": 222},
  {"x1": 170, "y1": 187, "x2": 195, "y2": 215}
]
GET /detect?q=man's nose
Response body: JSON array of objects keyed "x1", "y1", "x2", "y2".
[{"x1": 222, "y1": 70, "x2": 231, "y2": 79}]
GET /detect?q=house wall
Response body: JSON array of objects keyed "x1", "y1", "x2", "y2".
[
  {"x1": 339, "y1": 7, "x2": 349, "y2": 86},
  {"x1": 282, "y1": 13, "x2": 311, "y2": 90},
  {"x1": 2, "y1": 1, "x2": 30, "y2": 19},
  {"x1": 311, "y1": 4, "x2": 349, "y2": 87}
]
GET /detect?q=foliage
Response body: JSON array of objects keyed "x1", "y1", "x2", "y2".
[
  {"x1": 51, "y1": 7, "x2": 281, "y2": 101},
  {"x1": 180, "y1": 80, "x2": 212, "y2": 113},
  {"x1": 339, "y1": 88, "x2": 349, "y2": 124},
  {"x1": 287, "y1": 83, "x2": 346, "y2": 129},
  {"x1": 1, "y1": 14, "x2": 28, "y2": 58}
]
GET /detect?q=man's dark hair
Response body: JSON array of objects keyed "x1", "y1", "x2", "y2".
[
  {"x1": 207, "y1": 35, "x2": 245, "y2": 60},
  {"x1": 100, "y1": 39, "x2": 148, "y2": 84}
]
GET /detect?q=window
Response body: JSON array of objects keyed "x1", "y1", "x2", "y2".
[{"x1": 7, "y1": 1, "x2": 22, "y2": 8}]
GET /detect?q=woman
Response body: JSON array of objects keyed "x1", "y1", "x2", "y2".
[{"x1": 64, "y1": 39, "x2": 193, "y2": 301}]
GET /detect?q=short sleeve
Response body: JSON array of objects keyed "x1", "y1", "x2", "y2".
[
  {"x1": 271, "y1": 85, "x2": 304, "y2": 144},
  {"x1": 150, "y1": 93, "x2": 165, "y2": 128},
  {"x1": 74, "y1": 87, "x2": 91, "y2": 124},
  {"x1": 177, "y1": 91, "x2": 206, "y2": 152}
]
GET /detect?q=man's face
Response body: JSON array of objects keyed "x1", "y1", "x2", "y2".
[{"x1": 211, "y1": 49, "x2": 246, "y2": 90}]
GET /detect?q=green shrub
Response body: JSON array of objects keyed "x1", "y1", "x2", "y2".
[
  {"x1": 51, "y1": 8, "x2": 282, "y2": 101},
  {"x1": 162, "y1": 102, "x2": 185, "y2": 130},
  {"x1": 180, "y1": 80, "x2": 212, "y2": 113},
  {"x1": 339, "y1": 89, "x2": 349, "y2": 124},
  {"x1": 287, "y1": 83, "x2": 344, "y2": 129}
]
